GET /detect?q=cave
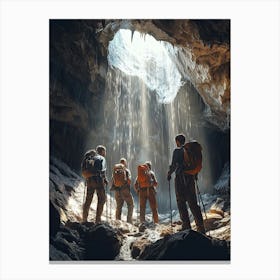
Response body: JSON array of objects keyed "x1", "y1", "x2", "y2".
[{"x1": 49, "y1": 18, "x2": 230, "y2": 261}]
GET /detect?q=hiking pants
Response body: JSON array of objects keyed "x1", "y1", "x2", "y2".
[
  {"x1": 175, "y1": 173, "x2": 205, "y2": 233},
  {"x1": 115, "y1": 186, "x2": 134, "y2": 223},
  {"x1": 139, "y1": 187, "x2": 159, "y2": 223},
  {"x1": 83, "y1": 178, "x2": 106, "y2": 223}
]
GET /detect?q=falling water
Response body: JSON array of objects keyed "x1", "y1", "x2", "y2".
[{"x1": 86, "y1": 29, "x2": 215, "y2": 211}]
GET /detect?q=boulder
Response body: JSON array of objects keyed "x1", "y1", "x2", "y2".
[
  {"x1": 50, "y1": 221, "x2": 122, "y2": 261},
  {"x1": 84, "y1": 223, "x2": 122, "y2": 260},
  {"x1": 139, "y1": 229, "x2": 230, "y2": 260},
  {"x1": 130, "y1": 237, "x2": 151, "y2": 259},
  {"x1": 50, "y1": 228, "x2": 85, "y2": 260},
  {"x1": 49, "y1": 244, "x2": 72, "y2": 261}
]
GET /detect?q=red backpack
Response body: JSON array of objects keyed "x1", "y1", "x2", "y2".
[
  {"x1": 137, "y1": 164, "x2": 152, "y2": 188},
  {"x1": 183, "y1": 141, "x2": 202, "y2": 175}
]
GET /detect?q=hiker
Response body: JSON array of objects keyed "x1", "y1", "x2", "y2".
[
  {"x1": 81, "y1": 145, "x2": 108, "y2": 223},
  {"x1": 167, "y1": 134, "x2": 205, "y2": 233},
  {"x1": 110, "y1": 158, "x2": 134, "y2": 224},
  {"x1": 134, "y1": 161, "x2": 159, "y2": 224}
]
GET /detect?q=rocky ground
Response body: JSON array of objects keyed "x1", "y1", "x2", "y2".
[{"x1": 50, "y1": 157, "x2": 230, "y2": 261}]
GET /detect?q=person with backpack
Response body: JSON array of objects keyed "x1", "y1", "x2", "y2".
[
  {"x1": 81, "y1": 145, "x2": 108, "y2": 223},
  {"x1": 134, "y1": 161, "x2": 159, "y2": 224},
  {"x1": 167, "y1": 134, "x2": 205, "y2": 233},
  {"x1": 110, "y1": 158, "x2": 134, "y2": 224}
]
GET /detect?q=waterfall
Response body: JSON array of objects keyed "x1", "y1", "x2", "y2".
[{"x1": 86, "y1": 29, "x2": 215, "y2": 212}]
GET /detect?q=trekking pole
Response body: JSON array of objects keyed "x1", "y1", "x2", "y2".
[
  {"x1": 137, "y1": 192, "x2": 139, "y2": 224},
  {"x1": 168, "y1": 180, "x2": 173, "y2": 230},
  {"x1": 109, "y1": 188, "x2": 112, "y2": 221},
  {"x1": 196, "y1": 178, "x2": 200, "y2": 207},
  {"x1": 106, "y1": 183, "x2": 108, "y2": 223},
  {"x1": 195, "y1": 179, "x2": 207, "y2": 220},
  {"x1": 195, "y1": 178, "x2": 210, "y2": 236},
  {"x1": 83, "y1": 181, "x2": 87, "y2": 206},
  {"x1": 136, "y1": 190, "x2": 140, "y2": 223}
]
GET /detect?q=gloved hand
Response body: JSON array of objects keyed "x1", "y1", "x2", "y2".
[{"x1": 104, "y1": 178, "x2": 108, "y2": 185}]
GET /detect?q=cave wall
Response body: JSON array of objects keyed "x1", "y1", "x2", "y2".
[
  {"x1": 50, "y1": 20, "x2": 107, "y2": 171},
  {"x1": 50, "y1": 19, "x2": 230, "y2": 175}
]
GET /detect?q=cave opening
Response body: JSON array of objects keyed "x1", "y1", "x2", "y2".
[{"x1": 107, "y1": 29, "x2": 183, "y2": 103}]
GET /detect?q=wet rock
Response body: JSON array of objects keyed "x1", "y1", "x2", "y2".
[
  {"x1": 49, "y1": 244, "x2": 72, "y2": 261},
  {"x1": 214, "y1": 163, "x2": 230, "y2": 195},
  {"x1": 85, "y1": 223, "x2": 121, "y2": 260},
  {"x1": 131, "y1": 245, "x2": 141, "y2": 259},
  {"x1": 159, "y1": 227, "x2": 174, "y2": 237},
  {"x1": 200, "y1": 212, "x2": 224, "y2": 232},
  {"x1": 209, "y1": 223, "x2": 231, "y2": 241},
  {"x1": 109, "y1": 220, "x2": 138, "y2": 235},
  {"x1": 139, "y1": 229, "x2": 230, "y2": 260},
  {"x1": 50, "y1": 221, "x2": 122, "y2": 261},
  {"x1": 128, "y1": 232, "x2": 143, "y2": 237},
  {"x1": 138, "y1": 223, "x2": 147, "y2": 233},
  {"x1": 51, "y1": 229, "x2": 85, "y2": 260},
  {"x1": 130, "y1": 237, "x2": 151, "y2": 259},
  {"x1": 65, "y1": 221, "x2": 94, "y2": 238},
  {"x1": 209, "y1": 208, "x2": 224, "y2": 217}
]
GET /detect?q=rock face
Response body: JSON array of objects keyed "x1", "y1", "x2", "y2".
[
  {"x1": 50, "y1": 20, "x2": 108, "y2": 170},
  {"x1": 214, "y1": 162, "x2": 230, "y2": 194},
  {"x1": 49, "y1": 156, "x2": 85, "y2": 223},
  {"x1": 152, "y1": 20, "x2": 230, "y2": 131},
  {"x1": 138, "y1": 229, "x2": 230, "y2": 261}
]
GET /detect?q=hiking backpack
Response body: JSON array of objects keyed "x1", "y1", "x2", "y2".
[
  {"x1": 183, "y1": 141, "x2": 202, "y2": 175},
  {"x1": 137, "y1": 164, "x2": 152, "y2": 188},
  {"x1": 113, "y1": 163, "x2": 127, "y2": 187},
  {"x1": 81, "y1": 151, "x2": 103, "y2": 179}
]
